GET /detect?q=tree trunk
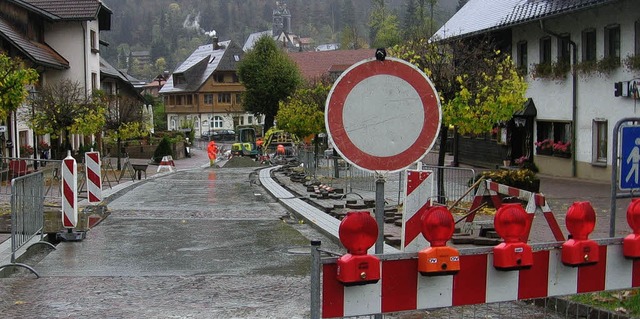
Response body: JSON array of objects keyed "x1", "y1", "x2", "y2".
[
  {"x1": 116, "y1": 137, "x2": 122, "y2": 171},
  {"x1": 263, "y1": 113, "x2": 275, "y2": 133}
]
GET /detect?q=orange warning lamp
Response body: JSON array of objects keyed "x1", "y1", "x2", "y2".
[
  {"x1": 336, "y1": 211, "x2": 380, "y2": 286},
  {"x1": 493, "y1": 203, "x2": 533, "y2": 270},
  {"x1": 562, "y1": 201, "x2": 599, "y2": 266},
  {"x1": 418, "y1": 206, "x2": 460, "y2": 276},
  {"x1": 623, "y1": 199, "x2": 640, "y2": 258}
]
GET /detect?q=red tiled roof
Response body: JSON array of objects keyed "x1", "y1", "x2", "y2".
[{"x1": 288, "y1": 49, "x2": 376, "y2": 81}]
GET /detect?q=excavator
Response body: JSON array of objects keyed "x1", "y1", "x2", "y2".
[{"x1": 230, "y1": 125, "x2": 261, "y2": 158}]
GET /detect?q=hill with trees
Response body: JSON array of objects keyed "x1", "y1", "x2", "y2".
[{"x1": 100, "y1": 0, "x2": 459, "y2": 81}]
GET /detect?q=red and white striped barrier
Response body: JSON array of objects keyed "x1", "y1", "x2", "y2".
[
  {"x1": 157, "y1": 155, "x2": 175, "y2": 172},
  {"x1": 465, "y1": 180, "x2": 565, "y2": 242},
  {"x1": 401, "y1": 169, "x2": 434, "y2": 252},
  {"x1": 321, "y1": 241, "x2": 640, "y2": 318},
  {"x1": 84, "y1": 151, "x2": 102, "y2": 204},
  {"x1": 61, "y1": 154, "x2": 77, "y2": 228}
]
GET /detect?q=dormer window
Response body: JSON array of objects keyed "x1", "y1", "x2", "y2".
[{"x1": 174, "y1": 74, "x2": 186, "y2": 85}]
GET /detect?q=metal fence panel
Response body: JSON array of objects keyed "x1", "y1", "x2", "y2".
[{"x1": 9, "y1": 171, "x2": 45, "y2": 263}]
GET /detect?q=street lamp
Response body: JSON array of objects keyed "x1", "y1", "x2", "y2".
[{"x1": 28, "y1": 87, "x2": 38, "y2": 169}]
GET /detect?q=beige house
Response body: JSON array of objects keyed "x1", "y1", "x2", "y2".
[{"x1": 160, "y1": 37, "x2": 258, "y2": 138}]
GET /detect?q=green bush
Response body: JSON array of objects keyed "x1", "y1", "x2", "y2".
[{"x1": 152, "y1": 136, "x2": 174, "y2": 163}]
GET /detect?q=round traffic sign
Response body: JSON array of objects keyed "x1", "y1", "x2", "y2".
[{"x1": 325, "y1": 57, "x2": 441, "y2": 173}]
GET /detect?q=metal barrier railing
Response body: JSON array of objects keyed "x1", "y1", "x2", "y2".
[
  {"x1": 0, "y1": 157, "x2": 62, "y2": 204},
  {"x1": 0, "y1": 170, "x2": 56, "y2": 277},
  {"x1": 297, "y1": 149, "x2": 478, "y2": 206}
]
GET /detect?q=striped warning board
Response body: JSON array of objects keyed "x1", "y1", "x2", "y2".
[
  {"x1": 84, "y1": 151, "x2": 102, "y2": 203},
  {"x1": 61, "y1": 154, "x2": 77, "y2": 228},
  {"x1": 157, "y1": 155, "x2": 175, "y2": 173},
  {"x1": 321, "y1": 241, "x2": 640, "y2": 318},
  {"x1": 465, "y1": 180, "x2": 565, "y2": 242},
  {"x1": 401, "y1": 169, "x2": 433, "y2": 252}
]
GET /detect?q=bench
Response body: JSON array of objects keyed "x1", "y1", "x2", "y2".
[{"x1": 9, "y1": 160, "x2": 32, "y2": 178}]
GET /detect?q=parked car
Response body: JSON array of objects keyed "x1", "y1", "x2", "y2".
[{"x1": 211, "y1": 129, "x2": 235, "y2": 142}]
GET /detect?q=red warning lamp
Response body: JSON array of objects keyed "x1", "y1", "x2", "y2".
[
  {"x1": 623, "y1": 199, "x2": 640, "y2": 258},
  {"x1": 418, "y1": 206, "x2": 460, "y2": 275},
  {"x1": 336, "y1": 211, "x2": 380, "y2": 286},
  {"x1": 493, "y1": 203, "x2": 533, "y2": 270},
  {"x1": 562, "y1": 201, "x2": 599, "y2": 266}
]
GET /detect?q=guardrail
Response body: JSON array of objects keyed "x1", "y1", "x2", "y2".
[{"x1": 0, "y1": 171, "x2": 56, "y2": 277}]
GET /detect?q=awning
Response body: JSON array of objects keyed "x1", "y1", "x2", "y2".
[{"x1": 514, "y1": 98, "x2": 537, "y2": 117}]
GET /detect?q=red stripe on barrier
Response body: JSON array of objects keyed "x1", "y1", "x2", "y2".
[
  {"x1": 507, "y1": 186, "x2": 520, "y2": 197},
  {"x1": 63, "y1": 181, "x2": 74, "y2": 209},
  {"x1": 406, "y1": 171, "x2": 430, "y2": 196},
  {"x1": 453, "y1": 254, "x2": 487, "y2": 306},
  {"x1": 382, "y1": 259, "x2": 418, "y2": 313},
  {"x1": 577, "y1": 245, "x2": 607, "y2": 293},
  {"x1": 63, "y1": 213, "x2": 74, "y2": 228},
  {"x1": 87, "y1": 168, "x2": 100, "y2": 186},
  {"x1": 89, "y1": 192, "x2": 99, "y2": 202},
  {"x1": 488, "y1": 181, "x2": 499, "y2": 193},
  {"x1": 88, "y1": 152, "x2": 99, "y2": 163},
  {"x1": 404, "y1": 202, "x2": 430, "y2": 247},
  {"x1": 633, "y1": 259, "x2": 640, "y2": 287},
  {"x1": 534, "y1": 193, "x2": 546, "y2": 206},
  {"x1": 322, "y1": 264, "x2": 344, "y2": 318},
  {"x1": 518, "y1": 250, "x2": 550, "y2": 299},
  {"x1": 64, "y1": 158, "x2": 74, "y2": 172},
  {"x1": 543, "y1": 211, "x2": 566, "y2": 241}
]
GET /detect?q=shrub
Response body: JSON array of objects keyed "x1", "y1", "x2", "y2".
[{"x1": 152, "y1": 136, "x2": 174, "y2": 163}]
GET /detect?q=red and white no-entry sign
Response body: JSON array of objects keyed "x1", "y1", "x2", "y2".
[{"x1": 325, "y1": 57, "x2": 441, "y2": 173}]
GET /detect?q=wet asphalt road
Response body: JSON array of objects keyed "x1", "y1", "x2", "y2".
[{"x1": 0, "y1": 166, "x2": 340, "y2": 318}]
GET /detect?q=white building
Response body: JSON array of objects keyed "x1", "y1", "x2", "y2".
[{"x1": 436, "y1": 0, "x2": 639, "y2": 181}]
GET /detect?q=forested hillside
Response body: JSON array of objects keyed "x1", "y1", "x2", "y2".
[{"x1": 100, "y1": 0, "x2": 459, "y2": 81}]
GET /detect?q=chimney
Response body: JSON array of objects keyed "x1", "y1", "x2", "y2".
[{"x1": 212, "y1": 35, "x2": 219, "y2": 50}]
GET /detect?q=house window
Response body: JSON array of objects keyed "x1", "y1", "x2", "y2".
[
  {"x1": 218, "y1": 93, "x2": 231, "y2": 103},
  {"x1": 536, "y1": 121, "x2": 572, "y2": 156},
  {"x1": 176, "y1": 95, "x2": 183, "y2": 105},
  {"x1": 582, "y1": 29, "x2": 597, "y2": 62},
  {"x1": 91, "y1": 72, "x2": 97, "y2": 90},
  {"x1": 557, "y1": 34, "x2": 571, "y2": 64},
  {"x1": 215, "y1": 73, "x2": 225, "y2": 83},
  {"x1": 235, "y1": 94, "x2": 242, "y2": 104},
  {"x1": 517, "y1": 41, "x2": 528, "y2": 74},
  {"x1": 90, "y1": 30, "x2": 98, "y2": 53},
  {"x1": 204, "y1": 94, "x2": 214, "y2": 105},
  {"x1": 592, "y1": 119, "x2": 607, "y2": 164},
  {"x1": 212, "y1": 116, "x2": 223, "y2": 129},
  {"x1": 540, "y1": 37, "x2": 552, "y2": 64},
  {"x1": 185, "y1": 95, "x2": 193, "y2": 105},
  {"x1": 247, "y1": 115, "x2": 253, "y2": 124},
  {"x1": 232, "y1": 74, "x2": 239, "y2": 82},
  {"x1": 604, "y1": 24, "x2": 621, "y2": 60},
  {"x1": 635, "y1": 20, "x2": 640, "y2": 56}
]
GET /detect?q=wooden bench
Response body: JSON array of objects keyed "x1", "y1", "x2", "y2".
[{"x1": 9, "y1": 160, "x2": 32, "y2": 178}]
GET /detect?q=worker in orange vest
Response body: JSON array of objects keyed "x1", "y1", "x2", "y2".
[
  {"x1": 207, "y1": 140, "x2": 218, "y2": 166},
  {"x1": 276, "y1": 144, "x2": 285, "y2": 155}
]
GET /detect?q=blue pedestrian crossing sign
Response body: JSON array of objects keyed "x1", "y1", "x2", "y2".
[{"x1": 621, "y1": 126, "x2": 640, "y2": 190}]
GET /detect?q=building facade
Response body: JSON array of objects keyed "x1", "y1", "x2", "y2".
[
  {"x1": 160, "y1": 38, "x2": 258, "y2": 138},
  {"x1": 437, "y1": 0, "x2": 639, "y2": 181}
]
